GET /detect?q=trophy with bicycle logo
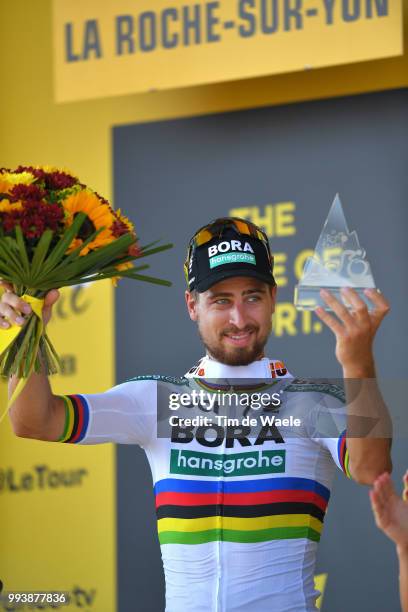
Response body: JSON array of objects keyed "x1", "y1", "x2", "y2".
[{"x1": 294, "y1": 194, "x2": 377, "y2": 311}]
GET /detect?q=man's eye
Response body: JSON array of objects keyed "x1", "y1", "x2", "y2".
[
  {"x1": 215, "y1": 299, "x2": 229, "y2": 305},
  {"x1": 247, "y1": 295, "x2": 260, "y2": 302}
]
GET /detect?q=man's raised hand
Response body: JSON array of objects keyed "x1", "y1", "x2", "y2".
[{"x1": 314, "y1": 287, "x2": 390, "y2": 375}]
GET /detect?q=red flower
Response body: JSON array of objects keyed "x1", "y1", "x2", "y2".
[
  {"x1": 94, "y1": 191, "x2": 111, "y2": 207},
  {"x1": 111, "y1": 218, "x2": 131, "y2": 238},
  {"x1": 45, "y1": 171, "x2": 77, "y2": 190},
  {"x1": 14, "y1": 167, "x2": 78, "y2": 190},
  {"x1": 14, "y1": 166, "x2": 47, "y2": 180},
  {"x1": 9, "y1": 184, "x2": 46, "y2": 202},
  {"x1": 128, "y1": 243, "x2": 142, "y2": 258},
  {"x1": 3, "y1": 201, "x2": 64, "y2": 239}
]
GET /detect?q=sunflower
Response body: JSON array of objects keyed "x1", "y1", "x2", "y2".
[
  {"x1": 111, "y1": 261, "x2": 134, "y2": 287},
  {"x1": 116, "y1": 209, "x2": 134, "y2": 232},
  {"x1": 0, "y1": 199, "x2": 23, "y2": 213},
  {"x1": 63, "y1": 190, "x2": 116, "y2": 256},
  {"x1": 0, "y1": 171, "x2": 35, "y2": 185},
  {"x1": 40, "y1": 165, "x2": 77, "y2": 178},
  {"x1": 0, "y1": 179, "x2": 13, "y2": 195},
  {"x1": 111, "y1": 208, "x2": 136, "y2": 238}
]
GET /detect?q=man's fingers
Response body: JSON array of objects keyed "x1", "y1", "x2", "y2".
[
  {"x1": 0, "y1": 280, "x2": 13, "y2": 292},
  {"x1": 42, "y1": 290, "x2": 60, "y2": 325},
  {"x1": 340, "y1": 288, "x2": 370, "y2": 324},
  {"x1": 320, "y1": 289, "x2": 356, "y2": 328},
  {"x1": 364, "y1": 288, "x2": 390, "y2": 331},
  {"x1": 43, "y1": 289, "x2": 60, "y2": 307},
  {"x1": 314, "y1": 306, "x2": 344, "y2": 336},
  {"x1": 0, "y1": 289, "x2": 60, "y2": 328},
  {"x1": 0, "y1": 303, "x2": 26, "y2": 326},
  {"x1": 364, "y1": 288, "x2": 390, "y2": 311},
  {"x1": 0, "y1": 288, "x2": 60, "y2": 331},
  {"x1": 0, "y1": 313, "x2": 11, "y2": 328},
  {"x1": 0, "y1": 287, "x2": 31, "y2": 327},
  {"x1": 2, "y1": 291, "x2": 32, "y2": 315}
]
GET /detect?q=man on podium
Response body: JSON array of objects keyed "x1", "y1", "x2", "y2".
[{"x1": 4, "y1": 217, "x2": 392, "y2": 611}]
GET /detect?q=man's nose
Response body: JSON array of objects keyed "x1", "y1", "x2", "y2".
[{"x1": 228, "y1": 303, "x2": 247, "y2": 328}]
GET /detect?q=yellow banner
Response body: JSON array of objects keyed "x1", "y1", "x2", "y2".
[
  {"x1": 53, "y1": 0, "x2": 403, "y2": 102},
  {"x1": 0, "y1": 281, "x2": 116, "y2": 611}
]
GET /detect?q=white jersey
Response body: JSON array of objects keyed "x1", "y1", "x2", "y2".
[{"x1": 58, "y1": 356, "x2": 350, "y2": 612}]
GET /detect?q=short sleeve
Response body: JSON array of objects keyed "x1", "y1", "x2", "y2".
[
  {"x1": 56, "y1": 379, "x2": 157, "y2": 447},
  {"x1": 307, "y1": 385, "x2": 352, "y2": 479}
]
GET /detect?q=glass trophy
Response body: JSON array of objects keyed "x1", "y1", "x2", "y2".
[{"x1": 294, "y1": 194, "x2": 377, "y2": 311}]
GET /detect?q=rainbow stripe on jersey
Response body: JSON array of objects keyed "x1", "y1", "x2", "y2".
[
  {"x1": 338, "y1": 430, "x2": 351, "y2": 478},
  {"x1": 155, "y1": 476, "x2": 330, "y2": 545},
  {"x1": 57, "y1": 394, "x2": 90, "y2": 443}
]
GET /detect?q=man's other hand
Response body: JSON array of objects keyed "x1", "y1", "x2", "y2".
[{"x1": 0, "y1": 281, "x2": 60, "y2": 328}]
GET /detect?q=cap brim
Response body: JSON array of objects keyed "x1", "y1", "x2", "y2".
[{"x1": 195, "y1": 269, "x2": 276, "y2": 293}]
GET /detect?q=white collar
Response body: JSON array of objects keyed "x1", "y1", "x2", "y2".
[{"x1": 185, "y1": 355, "x2": 292, "y2": 380}]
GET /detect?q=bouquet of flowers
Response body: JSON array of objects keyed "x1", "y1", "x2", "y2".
[{"x1": 0, "y1": 165, "x2": 172, "y2": 388}]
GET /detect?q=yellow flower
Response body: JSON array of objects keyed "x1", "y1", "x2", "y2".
[
  {"x1": 63, "y1": 189, "x2": 116, "y2": 256},
  {"x1": 111, "y1": 261, "x2": 134, "y2": 287},
  {"x1": 116, "y1": 208, "x2": 135, "y2": 234},
  {"x1": 66, "y1": 238, "x2": 83, "y2": 255},
  {"x1": 0, "y1": 199, "x2": 23, "y2": 213},
  {"x1": 39, "y1": 165, "x2": 78, "y2": 179},
  {"x1": 0, "y1": 180, "x2": 13, "y2": 195},
  {"x1": 0, "y1": 171, "x2": 35, "y2": 185}
]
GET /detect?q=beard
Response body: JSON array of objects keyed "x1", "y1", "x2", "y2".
[{"x1": 197, "y1": 320, "x2": 272, "y2": 366}]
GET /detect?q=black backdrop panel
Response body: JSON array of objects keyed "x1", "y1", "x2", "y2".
[{"x1": 114, "y1": 89, "x2": 408, "y2": 611}]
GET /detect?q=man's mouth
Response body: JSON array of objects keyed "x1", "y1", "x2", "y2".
[{"x1": 223, "y1": 330, "x2": 255, "y2": 347}]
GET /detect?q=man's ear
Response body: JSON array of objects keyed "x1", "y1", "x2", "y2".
[{"x1": 185, "y1": 290, "x2": 199, "y2": 321}]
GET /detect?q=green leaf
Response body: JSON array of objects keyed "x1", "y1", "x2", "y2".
[
  {"x1": 1, "y1": 337, "x2": 20, "y2": 374},
  {"x1": 23, "y1": 317, "x2": 42, "y2": 378},
  {"x1": 84, "y1": 263, "x2": 151, "y2": 279},
  {"x1": 0, "y1": 273, "x2": 14, "y2": 283},
  {"x1": 87, "y1": 264, "x2": 150, "y2": 278},
  {"x1": 119, "y1": 271, "x2": 172, "y2": 286},
  {"x1": 30, "y1": 229, "x2": 54, "y2": 280},
  {"x1": 79, "y1": 266, "x2": 172, "y2": 286},
  {"x1": 31, "y1": 228, "x2": 103, "y2": 284},
  {"x1": 43, "y1": 333, "x2": 62, "y2": 371},
  {"x1": 47, "y1": 226, "x2": 104, "y2": 272},
  {"x1": 13, "y1": 316, "x2": 36, "y2": 376},
  {"x1": 15, "y1": 226, "x2": 30, "y2": 276},
  {"x1": 42, "y1": 233, "x2": 134, "y2": 283},
  {"x1": 36, "y1": 263, "x2": 172, "y2": 291},
  {"x1": 0, "y1": 242, "x2": 24, "y2": 282},
  {"x1": 134, "y1": 243, "x2": 173, "y2": 259},
  {"x1": 62, "y1": 240, "x2": 173, "y2": 283},
  {"x1": 39, "y1": 212, "x2": 87, "y2": 277},
  {"x1": 1, "y1": 237, "x2": 22, "y2": 270},
  {"x1": 137, "y1": 239, "x2": 161, "y2": 251}
]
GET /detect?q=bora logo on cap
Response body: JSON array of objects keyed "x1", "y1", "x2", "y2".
[
  {"x1": 208, "y1": 240, "x2": 256, "y2": 269},
  {"x1": 208, "y1": 240, "x2": 254, "y2": 257}
]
